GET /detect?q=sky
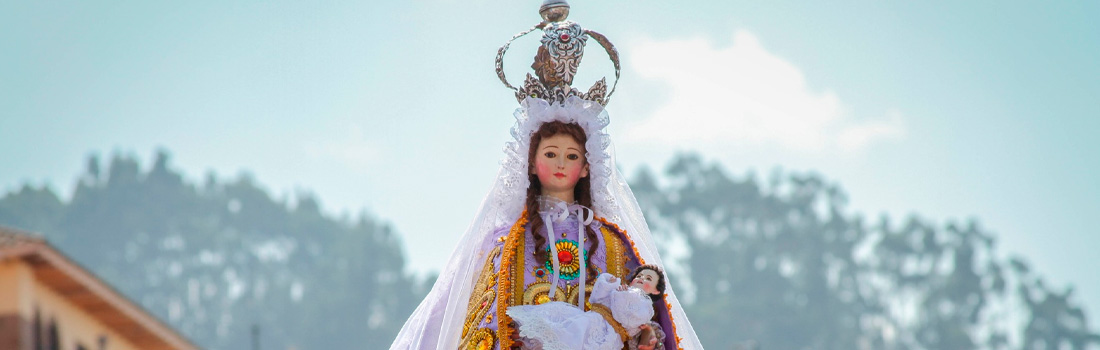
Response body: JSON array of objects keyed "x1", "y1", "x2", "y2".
[{"x1": 2, "y1": 0, "x2": 1098, "y2": 323}]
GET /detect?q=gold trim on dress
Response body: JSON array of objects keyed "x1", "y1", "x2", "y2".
[
  {"x1": 514, "y1": 224, "x2": 526, "y2": 306},
  {"x1": 600, "y1": 225, "x2": 626, "y2": 279},
  {"x1": 496, "y1": 212, "x2": 529, "y2": 350}
]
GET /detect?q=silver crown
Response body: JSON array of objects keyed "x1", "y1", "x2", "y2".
[{"x1": 495, "y1": 0, "x2": 620, "y2": 106}]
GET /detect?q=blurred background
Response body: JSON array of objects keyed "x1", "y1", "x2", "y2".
[{"x1": 2, "y1": 1, "x2": 1098, "y2": 349}]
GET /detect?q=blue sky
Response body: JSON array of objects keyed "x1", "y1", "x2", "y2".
[{"x1": 2, "y1": 0, "x2": 1098, "y2": 322}]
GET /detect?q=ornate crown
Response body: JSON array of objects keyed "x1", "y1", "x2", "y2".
[{"x1": 495, "y1": 0, "x2": 621, "y2": 106}]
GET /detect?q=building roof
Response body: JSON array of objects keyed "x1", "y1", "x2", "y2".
[
  {"x1": 0, "y1": 226, "x2": 198, "y2": 350},
  {"x1": 0, "y1": 226, "x2": 44, "y2": 249}
]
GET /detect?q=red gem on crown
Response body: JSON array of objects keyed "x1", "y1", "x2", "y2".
[{"x1": 559, "y1": 33, "x2": 570, "y2": 41}]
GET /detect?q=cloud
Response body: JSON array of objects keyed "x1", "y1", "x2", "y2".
[{"x1": 623, "y1": 30, "x2": 904, "y2": 154}]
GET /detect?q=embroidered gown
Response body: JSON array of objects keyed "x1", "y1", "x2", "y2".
[
  {"x1": 458, "y1": 206, "x2": 676, "y2": 350},
  {"x1": 506, "y1": 273, "x2": 654, "y2": 350}
]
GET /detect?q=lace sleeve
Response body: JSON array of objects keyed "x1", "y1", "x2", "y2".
[
  {"x1": 589, "y1": 273, "x2": 619, "y2": 305},
  {"x1": 609, "y1": 287, "x2": 655, "y2": 336}
]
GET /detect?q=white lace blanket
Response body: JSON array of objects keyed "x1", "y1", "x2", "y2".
[{"x1": 506, "y1": 273, "x2": 655, "y2": 350}]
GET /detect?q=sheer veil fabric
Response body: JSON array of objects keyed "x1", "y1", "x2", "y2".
[{"x1": 390, "y1": 97, "x2": 704, "y2": 349}]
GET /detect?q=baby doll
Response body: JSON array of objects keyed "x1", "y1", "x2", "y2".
[
  {"x1": 505, "y1": 264, "x2": 667, "y2": 350},
  {"x1": 623, "y1": 264, "x2": 666, "y2": 350}
]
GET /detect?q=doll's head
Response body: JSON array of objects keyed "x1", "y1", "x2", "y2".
[
  {"x1": 528, "y1": 123, "x2": 589, "y2": 201},
  {"x1": 628, "y1": 264, "x2": 666, "y2": 299},
  {"x1": 525, "y1": 121, "x2": 598, "y2": 277},
  {"x1": 527, "y1": 121, "x2": 590, "y2": 203}
]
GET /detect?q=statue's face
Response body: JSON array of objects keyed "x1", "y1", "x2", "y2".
[
  {"x1": 631, "y1": 269, "x2": 661, "y2": 296},
  {"x1": 532, "y1": 133, "x2": 588, "y2": 196}
]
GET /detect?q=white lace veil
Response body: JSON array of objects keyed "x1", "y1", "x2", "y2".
[{"x1": 390, "y1": 97, "x2": 704, "y2": 349}]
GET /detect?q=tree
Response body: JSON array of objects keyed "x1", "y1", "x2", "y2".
[
  {"x1": 630, "y1": 153, "x2": 1099, "y2": 350},
  {"x1": 0, "y1": 151, "x2": 428, "y2": 349}
]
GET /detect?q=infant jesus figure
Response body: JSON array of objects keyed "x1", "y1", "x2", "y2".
[{"x1": 506, "y1": 264, "x2": 667, "y2": 350}]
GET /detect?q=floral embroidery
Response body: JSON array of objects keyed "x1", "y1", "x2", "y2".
[
  {"x1": 544, "y1": 239, "x2": 586, "y2": 280},
  {"x1": 466, "y1": 328, "x2": 495, "y2": 350},
  {"x1": 532, "y1": 266, "x2": 549, "y2": 279}
]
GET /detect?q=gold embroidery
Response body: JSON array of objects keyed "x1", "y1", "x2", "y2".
[
  {"x1": 566, "y1": 283, "x2": 594, "y2": 311},
  {"x1": 461, "y1": 246, "x2": 501, "y2": 340},
  {"x1": 521, "y1": 282, "x2": 567, "y2": 305},
  {"x1": 461, "y1": 328, "x2": 495, "y2": 350},
  {"x1": 596, "y1": 217, "x2": 645, "y2": 265},
  {"x1": 600, "y1": 225, "x2": 627, "y2": 280}
]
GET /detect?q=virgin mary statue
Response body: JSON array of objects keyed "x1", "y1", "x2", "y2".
[{"x1": 390, "y1": 1, "x2": 703, "y2": 349}]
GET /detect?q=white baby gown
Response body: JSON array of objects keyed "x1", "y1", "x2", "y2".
[{"x1": 506, "y1": 273, "x2": 656, "y2": 350}]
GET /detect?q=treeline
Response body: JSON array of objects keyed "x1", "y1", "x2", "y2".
[
  {"x1": 0, "y1": 150, "x2": 431, "y2": 349},
  {"x1": 1, "y1": 150, "x2": 1097, "y2": 349},
  {"x1": 631, "y1": 154, "x2": 1100, "y2": 350}
]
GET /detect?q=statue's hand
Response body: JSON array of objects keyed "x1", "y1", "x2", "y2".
[{"x1": 636, "y1": 324, "x2": 658, "y2": 350}]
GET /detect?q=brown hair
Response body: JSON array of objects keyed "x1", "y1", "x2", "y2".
[
  {"x1": 628, "y1": 264, "x2": 667, "y2": 299},
  {"x1": 526, "y1": 121, "x2": 600, "y2": 281}
]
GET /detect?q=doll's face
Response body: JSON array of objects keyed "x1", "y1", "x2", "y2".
[
  {"x1": 532, "y1": 134, "x2": 589, "y2": 196},
  {"x1": 631, "y1": 269, "x2": 661, "y2": 295}
]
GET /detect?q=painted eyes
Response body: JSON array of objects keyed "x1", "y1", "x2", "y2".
[{"x1": 543, "y1": 152, "x2": 581, "y2": 160}]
